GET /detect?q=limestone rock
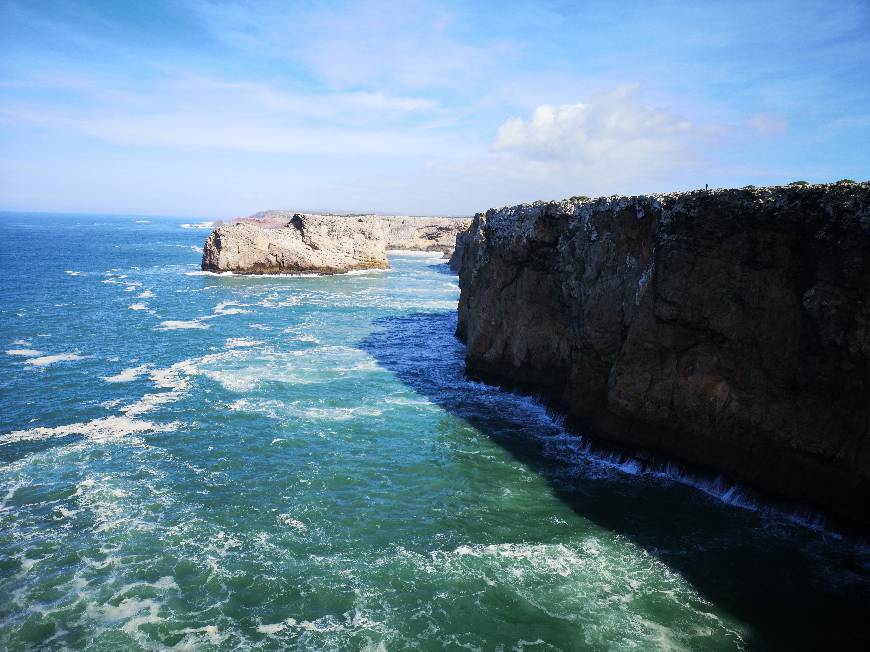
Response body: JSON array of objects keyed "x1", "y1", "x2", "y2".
[
  {"x1": 456, "y1": 181, "x2": 870, "y2": 527},
  {"x1": 202, "y1": 214, "x2": 388, "y2": 274},
  {"x1": 202, "y1": 213, "x2": 471, "y2": 275}
]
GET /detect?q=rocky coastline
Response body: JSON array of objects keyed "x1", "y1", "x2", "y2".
[
  {"x1": 202, "y1": 212, "x2": 469, "y2": 274},
  {"x1": 455, "y1": 181, "x2": 870, "y2": 527}
]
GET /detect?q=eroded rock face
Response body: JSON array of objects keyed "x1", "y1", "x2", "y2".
[
  {"x1": 456, "y1": 181, "x2": 870, "y2": 526},
  {"x1": 202, "y1": 213, "x2": 470, "y2": 274}
]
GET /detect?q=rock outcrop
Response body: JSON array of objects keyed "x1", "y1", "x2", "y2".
[
  {"x1": 202, "y1": 213, "x2": 470, "y2": 274},
  {"x1": 456, "y1": 181, "x2": 870, "y2": 527}
]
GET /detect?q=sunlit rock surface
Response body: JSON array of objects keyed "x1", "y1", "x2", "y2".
[{"x1": 203, "y1": 212, "x2": 470, "y2": 275}]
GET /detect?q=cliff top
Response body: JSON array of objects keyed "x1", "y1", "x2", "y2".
[
  {"x1": 482, "y1": 180, "x2": 870, "y2": 218},
  {"x1": 235, "y1": 210, "x2": 470, "y2": 230}
]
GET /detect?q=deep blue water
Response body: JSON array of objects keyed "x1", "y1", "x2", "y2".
[{"x1": 1, "y1": 212, "x2": 869, "y2": 650}]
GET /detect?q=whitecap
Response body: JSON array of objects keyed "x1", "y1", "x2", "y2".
[
  {"x1": 225, "y1": 337, "x2": 262, "y2": 349},
  {"x1": 5, "y1": 348, "x2": 43, "y2": 357},
  {"x1": 25, "y1": 353, "x2": 84, "y2": 366},
  {"x1": 128, "y1": 303, "x2": 149, "y2": 311},
  {"x1": 278, "y1": 514, "x2": 306, "y2": 531},
  {"x1": 64, "y1": 270, "x2": 86, "y2": 276},
  {"x1": 2, "y1": 415, "x2": 177, "y2": 444},
  {"x1": 102, "y1": 365, "x2": 151, "y2": 383},
  {"x1": 180, "y1": 221, "x2": 214, "y2": 229},
  {"x1": 157, "y1": 320, "x2": 209, "y2": 330},
  {"x1": 137, "y1": 290, "x2": 155, "y2": 299},
  {"x1": 213, "y1": 301, "x2": 252, "y2": 316}
]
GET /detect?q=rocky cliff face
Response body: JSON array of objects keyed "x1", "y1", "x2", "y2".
[
  {"x1": 456, "y1": 182, "x2": 870, "y2": 526},
  {"x1": 202, "y1": 213, "x2": 470, "y2": 274}
]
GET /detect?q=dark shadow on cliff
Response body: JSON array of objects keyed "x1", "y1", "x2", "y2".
[{"x1": 359, "y1": 311, "x2": 870, "y2": 651}]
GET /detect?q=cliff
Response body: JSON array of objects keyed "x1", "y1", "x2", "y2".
[
  {"x1": 202, "y1": 213, "x2": 470, "y2": 274},
  {"x1": 456, "y1": 181, "x2": 870, "y2": 526}
]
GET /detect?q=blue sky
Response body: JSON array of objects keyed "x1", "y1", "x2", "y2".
[{"x1": 1, "y1": 0, "x2": 868, "y2": 217}]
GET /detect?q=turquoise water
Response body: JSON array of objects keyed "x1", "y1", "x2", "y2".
[{"x1": 1, "y1": 213, "x2": 868, "y2": 651}]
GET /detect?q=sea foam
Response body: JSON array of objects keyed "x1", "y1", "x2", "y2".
[{"x1": 25, "y1": 353, "x2": 84, "y2": 366}]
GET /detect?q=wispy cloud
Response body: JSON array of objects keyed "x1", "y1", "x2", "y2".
[
  {"x1": 186, "y1": 0, "x2": 510, "y2": 91},
  {"x1": 1, "y1": 0, "x2": 868, "y2": 216},
  {"x1": 746, "y1": 113, "x2": 789, "y2": 137}
]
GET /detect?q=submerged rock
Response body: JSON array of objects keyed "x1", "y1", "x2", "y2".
[
  {"x1": 456, "y1": 181, "x2": 870, "y2": 527},
  {"x1": 202, "y1": 213, "x2": 470, "y2": 275}
]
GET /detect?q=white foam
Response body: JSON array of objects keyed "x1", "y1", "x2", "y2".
[
  {"x1": 10, "y1": 339, "x2": 30, "y2": 346},
  {"x1": 25, "y1": 353, "x2": 84, "y2": 366},
  {"x1": 128, "y1": 303, "x2": 149, "y2": 311},
  {"x1": 213, "y1": 301, "x2": 252, "y2": 316},
  {"x1": 286, "y1": 332, "x2": 319, "y2": 343},
  {"x1": 225, "y1": 338, "x2": 262, "y2": 349},
  {"x1": 134, "y1": 220, "x2": 150, "y2": 223},
  {"x1": 184, "y1": 270, "x2": 234, "y2": 276},
  {"x1": 278, "y1": 514, "x2": 307, "y2": 530},
  {"x1": 137, "y1": 290, "x2": 155, "y2": 298},
  {"x1": 180, "y1": 221, "x2": 214, "y2": 229},
  {"x1": 157, "y1": 320, "x2": 209, "y2": 330},
  {"x1": 2, "y1": 415, "x2": 177, "y2": 444},
  {"x1": 64, "y1": 270, "x2": 87, "y2": 276},
  {"x1": 102, "y1": 365, "x2": 151, "y2": 383},
  {"x1": 5, "y1": 348, "x2": 43, "y2": 357}
]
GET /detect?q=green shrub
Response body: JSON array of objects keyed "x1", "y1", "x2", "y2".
[
  {"x1": 742, "y1": 185, "x2": 756, "y2": 190},
  {"x1": 569, "y1": 195, "x2": 591, "y2": 202},
  {"x1": 837, "y1": 178, "x2": 856, "y2": 184},
  {"x1": 788, "y1": 180, "x2": 809, "y2": 186}
]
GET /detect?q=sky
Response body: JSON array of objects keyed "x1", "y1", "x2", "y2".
[{"x1": 1, "y1": 0, "x2": 868, "y2": 218}]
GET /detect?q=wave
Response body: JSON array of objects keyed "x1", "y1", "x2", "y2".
[
  {"x1": 157, "y1": 320, "x2": 209, "y2": 330},
  {"x1": 5, "y1": 348, "x2": 43, "y2": 357},
  {"x1": 128, "y1": 303, "x2": 149, "y2": 311},
  {"x1": 224, "y1": 338, "x2": 262, "y2": 349},
  {"x1": 137, "y1": 290, "x2": 155, "y2": 298},
  {"x1": 102, "y1": 365, "x2": 151, "y2": 383},
  {"x1": 185, "y1": 268, "x2": 387, "y2": 278},
  {"x1": 180, "y1": 221, "x2": 214, "y2": 229},
  {"x1": 213, "y1": 301, "x2": 252, "y2": 316},
  {"x1": 25, "y1": 352, "x2": 84, "y2": 366},
  {"x1": 64, "y1": 270, "x2": 87, "y2": 276},
  {"x1": 2, "y1": 415, "x2": 178, "y2": 445}
]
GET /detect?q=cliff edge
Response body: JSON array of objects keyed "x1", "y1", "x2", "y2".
[{"x1": 456, "y1": 181, "x2": 870, "y2": 526}]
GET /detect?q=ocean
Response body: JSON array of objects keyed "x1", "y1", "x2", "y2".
[{"x1": 1, "y1": 212, "x2": 868, "y2": 650}]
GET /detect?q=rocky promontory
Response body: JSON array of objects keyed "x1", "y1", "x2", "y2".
[
  {"x1": 202, "y1": 212, "x2": 470, "y2": 274},
  {"x1": 456, "y1": 181, "x2": 870, "y2": 526}
]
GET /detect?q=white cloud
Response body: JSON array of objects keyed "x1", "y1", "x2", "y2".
[
  {"x1": 493, "y1": 86, "x2": 695, "y2": 162},
  {"x1": 474, "y1": 86, "x2": 719, "y2": 200}
]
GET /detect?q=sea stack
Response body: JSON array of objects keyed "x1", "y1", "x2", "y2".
[
  {"x1": 456, "y1": 181, "x2": 870, "y2": 526},
  {"x1": 202, "y1": 213, "x2": 470, "y2": 274}
]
